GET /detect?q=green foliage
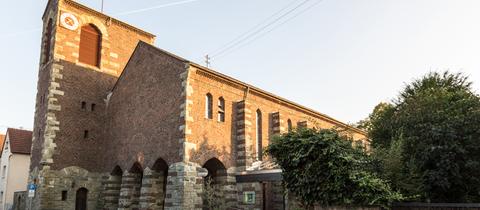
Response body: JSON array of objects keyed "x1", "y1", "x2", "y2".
[
  {"x1": 266, "y1": 128, "x2": 402, "y2": 208},
  {"x1": 203, "y1": 178, "x2": 229, "y2": 210},
  {"x1": 365, "y1": 71, "x2": 480, "y2": 202},
  {"x1": 357, "y1": 102, "x2": 396, "y2": 149}
]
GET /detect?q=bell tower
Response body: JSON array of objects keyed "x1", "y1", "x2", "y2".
[{"x1": 29, "y1": 0, "x2": 155, "y2": 209}]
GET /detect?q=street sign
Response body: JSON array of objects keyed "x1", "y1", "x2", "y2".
[{"x1": 28, "y1": 183, "x2": 37, "y2": 198}]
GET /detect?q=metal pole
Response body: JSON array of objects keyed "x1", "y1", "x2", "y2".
[{"x1": 101, "y1": 0, "x2": 104, "y2": 12}]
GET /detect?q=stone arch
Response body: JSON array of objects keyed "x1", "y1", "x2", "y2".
[
  {"x1": 104, "y1": 165, "x2": 123, "y2": 210},
  {"x1": 119, "y1": 162, "x2": 143, "y2": 209},
  {"x1": 202, "y1": 158, "x2": 229, "y2": 209},
  {"x1": 78, "y1": 15, "x2": 109, "y2": 38},
  {"x1": 140, "y1": 158, "x2": 169, "y2": 209}
]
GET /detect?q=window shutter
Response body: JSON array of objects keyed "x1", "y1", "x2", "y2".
[{"x1": 79, "y1": 24, "x2": 101, "y2": 67}]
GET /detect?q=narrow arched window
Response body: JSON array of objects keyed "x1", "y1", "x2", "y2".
[
  {"x1": 205, "y1": 93, "x2": 213, "y2": 119},
  {"x1": 218, "y1": 97, "x2": 225, "y2": 122},
  {"x1": 287, "y1": 119, "x2": 292, "y2": 132},
  {"x1": 43, "y1": 19, "x2": 53, "y2": 65},
  {"x1": 79, "y1": 24, "x2": 101, "y2": 67},
  {"x1": 256, "y1": 109, "x2": 263, "y2": 161}
]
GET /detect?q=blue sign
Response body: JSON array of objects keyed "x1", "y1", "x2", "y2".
[{"x1": 28, "y1": 184, "x2": 36, "y2": 191}]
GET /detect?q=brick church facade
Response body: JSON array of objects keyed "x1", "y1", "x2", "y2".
[{"x1": 28, "y1": 0, "x2": 367, "y2": 209}]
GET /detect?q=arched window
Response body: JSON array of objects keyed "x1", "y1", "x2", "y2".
[
  {"x1": 205, "y1": 93, "x2": 213, "y2": 119},
  {"x1": 79, "y1": 24, "x2": 101, "y2": 67},
  {"x1": 217, "y1": 97, "x2": 225, "y2": 122},
  {"x1": 256, "y1": 109, "x2": 263, "y2": 161},
  {"x1": 287, "y1": 119, "x2": 292, "y2": 132},
  {"x1": 43, "y1": 19, "x2": 53, "y2": 65}
]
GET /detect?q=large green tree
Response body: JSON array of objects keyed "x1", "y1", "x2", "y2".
[
  {"x1": 267, "y1": 128, "x2": 402, "y2": 208},
  {"x1": 365, "y1": 71, "x2": 480, "y2": 202}
]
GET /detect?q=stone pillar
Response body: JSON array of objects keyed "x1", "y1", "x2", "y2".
[
  {"x1": 103, "y1": 175, "x2": 122, "y2": 210},
  {"x1": 224, "y1": 167, "x2": 238, "y2": 207},
  {"x1": 118, "y1": 172, "x2": 142, "y2": 210},
  {"x1": 271, "y1": 112, "x2": 285, "y2": 135},
  {"x1": 140, "y1": 167, "x2": 166, "y2": 210},
  {"x1": 164, "y1": 162, "x2": 203, "y2": 210},
  {"x1": 236, "y1": 100, "x2": 254, "y2": 171}
]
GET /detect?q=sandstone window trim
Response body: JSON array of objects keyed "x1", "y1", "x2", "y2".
[
  {"x1": 79, "y1": 24, "x2": 102, "y2": 67},
  {"x1": 287, "y1": 119, "x2": 293, "y2": 132},
  {"x1": 256, "y1": 109, "x2": 263, "y2": 161},
  {"x1": 205, "y1": 93, "x2": 213, "y2": 119},
  {"x1": 217, "y1": 97, "x2": 225, "y2": 122}
]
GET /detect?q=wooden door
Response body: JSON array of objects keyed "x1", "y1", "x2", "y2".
[{"x1": 75, "y1": 188, "x2": 88, "y2": 210}]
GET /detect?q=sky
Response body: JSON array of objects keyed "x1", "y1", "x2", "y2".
[{"x1": 1, "y1": 0, "x2": 480, "y2": 132}]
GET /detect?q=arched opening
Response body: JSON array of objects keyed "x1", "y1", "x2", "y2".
[
  {"x1": 43, "y1": 19, "x2": 53, "y2": 65},
  {"x1": 119, "y1": 162, "x2": 143, "y2": 209},
  {"x1": 202, "y1": 158, "x2": 227, "y2": 209},
  {"x1": 205, "y1": 93, "x2": 213, "y2": 119},
  {"x1": 149, "y1": 158, "x2": 169, "y2": 209},
  {"x1": 75, "y1": 187, "x2": 88, "y2": 210},
  {"x1": 130, "y1": 162, "x2": 143, "y2": 208},
  {"x1": 105, "y1": 166, "x2": 122, "y2": 209},
  {"x1": 79, "y1": 24, "x2": 101, "y2": 67},
  {"x1": 287, "y1": 119, "x2": 292, "y2": 132},
  {"x1": 256, "y1": 109, "x2": 263, "y2": 161}
]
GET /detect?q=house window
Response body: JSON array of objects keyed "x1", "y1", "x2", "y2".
[
  {"x1": 43, "y1": 19, "x2": 53, "y2": 65},
  {"x1": 205, "y1": 93, "x2": 213, "y2": 119},
  {"x1": 84, "y1": 130, "x2": 89, "y2": 139},
  {"x1": 81, "y1": 101, "x2": 86, "y2": 110},
  {"x1": 61, "y1": 191, "x2": 68, "y2": 201},
  {"x1": 91, "y1": 103, "x2": 96, "y2": 111},
  {"x1": 79, "y1": 24, "x2": 101, "y2": 67},
  {"x1": 287, "y1": 119, "x2": 292, "y2": 132},
  {"x1": 217, "y1": 97, "x2": 225, "y2": 122},
  {"x1": 2, "y1": 166, "x2": 6, "y2": 178},
  {"x1": 256, "y1": 109, "x2": 263, "y2": 161}
]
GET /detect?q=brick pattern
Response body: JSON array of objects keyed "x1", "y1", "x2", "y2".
[
  {"x1": 27, "y1": 166, "x2": 106, "y2": 210},
  {"x1": 103, "y1": 175, "x2": 122, "y2": 209},
  {"x1": 118, "y1": 172, "x2": 142, "y2": 209},
  {"x1": 235, "y1": 101, "x2": 254, "y2": 171},
  {"x1": 139, "y1": 168, "x2": 166, "y2": 210},
  {"x1": 164, "y1": 162, "x2": 203, "y2": 210}
]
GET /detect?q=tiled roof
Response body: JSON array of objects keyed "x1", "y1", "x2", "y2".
[
  {"x1": 0, "y1": 134, "x2": 4, "y2": 155},
  {"x1": 6, "y1": 128, "x2": 32, "y2": 155}
]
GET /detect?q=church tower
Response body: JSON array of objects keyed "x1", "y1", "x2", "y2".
[{"x1": 29, "y1": 0, "x2": 155, "y2": 209}]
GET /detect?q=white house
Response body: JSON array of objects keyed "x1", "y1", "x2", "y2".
[{"x1": 0, "y1": 128, "x2": 32, "y2": 210}]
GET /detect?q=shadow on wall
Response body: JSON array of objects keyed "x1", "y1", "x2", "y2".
[{"x1": 189, "y1": 136, "x2": 233, "y2": 168}]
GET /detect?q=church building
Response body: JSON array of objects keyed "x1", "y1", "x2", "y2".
[{"x1": 28, "y1": 0, "x2": 367, "y2": 209}]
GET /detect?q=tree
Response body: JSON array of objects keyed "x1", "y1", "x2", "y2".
[
  {"x1": 267, "y1": 128, "x2": 402, "y2": 208},
  {"x1": 365, "y1": 71, "x2": 480, "y2": 202},
  {"x1": 357, "y1": 102, "x2": 396, "y2": 149}
]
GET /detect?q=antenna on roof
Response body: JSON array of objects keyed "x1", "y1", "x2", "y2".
[
  {"x1": 101, "y1": 0, "x2": 105, "y2": 13},
  {"x1": 205, "y1": 54, "x2": 211, "y2": 68}
]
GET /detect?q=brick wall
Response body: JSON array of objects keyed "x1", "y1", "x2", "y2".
[
  {"x1": 103, "y1": 42, "x2": 186, "y2": 171},
  {"x1": 186, "y1": 65, "x2": 367, "y2": 170}
]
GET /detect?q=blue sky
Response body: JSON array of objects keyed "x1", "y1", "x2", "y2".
[{"x1": 1, "y1": 0, "x2": 480, "y2": 132}]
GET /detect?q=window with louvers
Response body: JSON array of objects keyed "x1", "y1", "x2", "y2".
[{"x1": 79, "y1": 24, "x2": 101, "y2": 67}]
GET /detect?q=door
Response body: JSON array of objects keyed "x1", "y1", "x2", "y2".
[{"x1": 75, "y1": 188, "x2": 88, "y2": 210}]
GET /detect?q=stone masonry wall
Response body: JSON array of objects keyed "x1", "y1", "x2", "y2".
[{"x1": 103, "y1": 42, "x2": 186, "y2": 171}]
